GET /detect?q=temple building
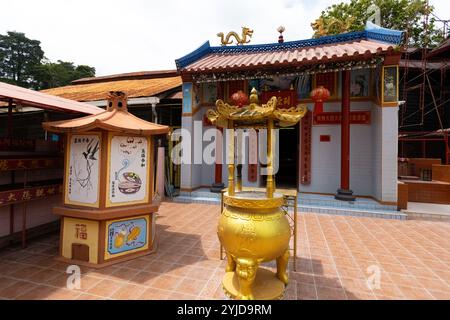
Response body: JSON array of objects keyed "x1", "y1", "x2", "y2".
[{"x1": 176, "y1": 22, "x2": 404, "y2": 204}]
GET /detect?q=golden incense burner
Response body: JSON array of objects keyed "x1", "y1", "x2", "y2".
[{"x1": 207, "y1": 88, "x2": 307, "y2": 300}]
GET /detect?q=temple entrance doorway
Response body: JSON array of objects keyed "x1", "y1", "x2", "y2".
[{"x1": 275, "y1": 124, "x2": 299, "y2": 189}]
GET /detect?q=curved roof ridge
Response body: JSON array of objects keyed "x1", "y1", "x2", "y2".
[
  {"x1": 176, "y1": 24, "x2": 405, "y2": 70},
  {"x1": 43, "y1": 106, "x2": 169, "y2": 136}
]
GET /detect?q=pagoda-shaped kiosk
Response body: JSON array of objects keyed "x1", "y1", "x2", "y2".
[
  {"x1": 207, "y1": 88, "x2": 307, "y2": 299},
  {"x1": 43, "y1": 91, "x2": 169, "y2": 268}
]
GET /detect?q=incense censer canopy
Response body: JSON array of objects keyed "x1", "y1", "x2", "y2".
[{"x1": 207, "y1": 88, "x2": 307, "y2": 299}]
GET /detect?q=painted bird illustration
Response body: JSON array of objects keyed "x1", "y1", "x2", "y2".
[{"x1": 83, "y1": 140, "x2": 99, "y2": 161}]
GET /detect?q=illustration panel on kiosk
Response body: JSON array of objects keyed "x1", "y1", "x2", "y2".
[
  {"x1": 107, "y1": 135, "x2": 149, "y2": 206},
  {"x1": 65, "y1": 133, "x2": 101, "y2": 207},
  {"x1": 105, "y1": 215, "x2": 149, "y2": 260}
]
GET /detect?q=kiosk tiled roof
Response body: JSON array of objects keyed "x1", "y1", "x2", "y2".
[{"x1": 42, "y1": 101, "x2": 169, "y2": 135}]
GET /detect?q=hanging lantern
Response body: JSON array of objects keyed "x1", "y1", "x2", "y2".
[
  {"x1": 310, "y1": 86, "x2": 330, "y2": 115},
  {"x1": 231, "y1": 90, "x2": 249, "y2": 107}
]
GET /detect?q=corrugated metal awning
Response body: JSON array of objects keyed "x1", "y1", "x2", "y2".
[{"x1": 0, "y1": 81, "x2": 103, "y2": 114}]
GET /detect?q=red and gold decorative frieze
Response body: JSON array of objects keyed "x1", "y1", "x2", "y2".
[
  {"x1": 0, "y1": 137, "x2": 35, "y2": 152},
  {"x1": 0, "y1": 157, "x2": 63, "y2": 171},
  {"x1": 0, "y1": 184, "x2": 63, "y2": 206}
]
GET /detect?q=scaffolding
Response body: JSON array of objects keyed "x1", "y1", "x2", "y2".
[{"x1": 398, "y1": 1, "x2": 449, "y2": 162}]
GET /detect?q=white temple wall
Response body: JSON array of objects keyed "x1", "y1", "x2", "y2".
[
  {"x1": 299, "y1": 101, "x2": 375, "y2": 197},
  {"x1": 299, "y1": 123, "x2": 341, "y2": 194},
  {"x1": 196, "y1": 108, "x2": 215, "y2": 187},
  {"x1": 180, "y1": 107, "x2": 217, "y2": 190},
  {"x1": 371, "y1": 105, "x2": 398, "y2": 202},
  {"x1": 180, "y1": 115, "x2": 194, "y2": 190},
  {"x1": 372, "y1": 105, "x2": 383, "y2": 201}
]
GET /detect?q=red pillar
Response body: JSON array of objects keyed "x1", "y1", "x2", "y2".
[
  {"x1": 215, "y1": 163, "x2": 222, "y2": 184},
  {"x1": 335, "y1": 70, "x2": 355, "y2": 201},
  {"x1": 214, "y1": 128, "x2": 223, "y2": 184},
  {"x1": 7, "y1": 99, "x2": 13, "y2": 147}
]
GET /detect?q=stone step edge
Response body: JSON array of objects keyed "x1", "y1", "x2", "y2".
[
  {"x1": 171, "y1": 196, "x2": 405, "y2": 220},
  {"x1": 180, "y1": 192, "x2": 397, "y2": 211},
  {"x1": 403, "y1": 211, "x2": 450, "y2": 221}
]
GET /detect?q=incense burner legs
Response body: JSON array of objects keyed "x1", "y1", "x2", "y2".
[{"x1": 218, "y1": 192, "x2": 290, "y2": 300}]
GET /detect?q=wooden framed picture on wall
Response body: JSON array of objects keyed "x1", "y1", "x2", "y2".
[
  {"x1": 296, "y1": 74, "x2": 312, "y2": 100},
  {"x1": 350, "y1": 69, "x2": 371, "y2": 98},
  {"x1": 200, "y1": 82, "x2": 218, "y2": 106},
  {"x1": 382, "y1": 65, "x2": 399, "y2": 104}
]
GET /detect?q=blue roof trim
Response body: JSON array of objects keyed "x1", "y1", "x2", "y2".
[
  {"x1": 175, "y1": 41, "x2": 211, "y2": 70},
  {"x1": 210, "y1": 31, "x2": 366, "y2": 55},
  {"x1": 365, "y1": 21, "x2": 404, "y2": 45},
  {"x1": 176, "y1": 23, "x2": 404, "y2": 70}
]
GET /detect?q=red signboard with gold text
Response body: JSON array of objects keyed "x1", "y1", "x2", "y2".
[
  {"x1": 261, "y1": 90, "x2": 297, "y2": 109},
  {"x1": 300, "y1": 112, "x2": 312, "y2": 185},
  {"x1": 0, "y1": 158, "x2": 63, "y2": 171},
  {"x1": 0, "y1": 184, "x2": 62, "y2": 206},
  {"x1": 313, "y1": 111, "x2": 371, "y2": 125}
]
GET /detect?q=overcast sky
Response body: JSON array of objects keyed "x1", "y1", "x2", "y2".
[{"x1": 1, "y1": 0, "x2": 448, "y2": 76}]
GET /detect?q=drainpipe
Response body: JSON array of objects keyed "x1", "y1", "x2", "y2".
[{"x1": 152, "y1": 103, "x2": 158, "y2": 124}]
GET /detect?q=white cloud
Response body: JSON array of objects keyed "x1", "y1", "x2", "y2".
[{"x1": 0, "y1": 0, "x2": 448, "y2": 76}]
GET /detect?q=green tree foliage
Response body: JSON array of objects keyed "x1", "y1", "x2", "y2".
[
  {"x1": 0, "y1": 31, "x2": 96, "y2": 89},
  {"x1": 0, "y1": 31, "x2": 44, "y2": 88},
  {"x1": 311, "y1": 0, "x2": 445, "y2": 47},
  {"x1": 34, "y1": 60, "x2": 95, "y2": 89}
]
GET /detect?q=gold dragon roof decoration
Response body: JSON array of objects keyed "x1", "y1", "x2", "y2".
[{"x1": 206, "y1": 88, "x2": 308, "y2": 128}]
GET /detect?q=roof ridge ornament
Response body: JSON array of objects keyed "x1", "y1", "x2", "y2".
[
  {"x1": 217, "y1": 27, "x2": 253, "y2": 46},
  {"x1": 366, "y1": 4, "x2": 381, "y2": 26},
  {"x1": 107, "y1": 91, "x2": 128, "y2": 112}
]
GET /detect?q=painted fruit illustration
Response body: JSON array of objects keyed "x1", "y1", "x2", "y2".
[
  {"x1": 114, "y1": 230, "x2": 127, "y2": 248},
  {"x1": 127, "y1": 226, "x2": 141, "y2": 242},
  {"x1": 118, "y1": 172, "x2": 142, "y2": 194}
]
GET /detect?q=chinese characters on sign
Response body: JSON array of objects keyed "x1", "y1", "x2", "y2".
[
  {"x1": 313, "y1": 111, "x2": 371, "y2": 125},
  {"x1": 75, "y1": 224, "x2": 87, "y2": 240},
  {"x1": 0, "y1": 184, "x2": 62, "y2": 206},
  {"x1": 261, "y1": 90, "x2": 297, "y2": 109},
  {"x1": 0, "y1": 158, "x2": 62, "y2": 171},
  {"x1": 300, "y1": 112, "x2": 312, "y2": 185}
]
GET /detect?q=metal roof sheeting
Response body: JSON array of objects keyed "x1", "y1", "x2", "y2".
[
  {"x1": 0, "y1": 81, "x2": 103, "y2": 114},
  {"x1": 41, "y1": 76, "x2": 182, "y2": 102}
]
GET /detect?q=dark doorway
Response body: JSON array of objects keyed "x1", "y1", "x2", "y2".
[
  {"x1": 72, "y1": 243, "x2": 89, "y2": 262},
  {"x1": 275, "y1": 124, "x2": 299, "y2": 189}
]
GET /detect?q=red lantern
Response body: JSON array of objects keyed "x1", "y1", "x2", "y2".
[
  {"x1": 231, "y1": 90, "x2": 249, "y2": 107},
  {"x1": 310, "y1": 86, "x2": 330, "y2": 115}
]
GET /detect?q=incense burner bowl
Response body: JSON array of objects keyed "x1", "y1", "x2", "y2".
[{"x1": 218, "y1": 191, "x2": 290, "y2": 300}]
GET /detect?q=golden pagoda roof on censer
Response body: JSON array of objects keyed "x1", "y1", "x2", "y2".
[
  {"x1": 206, "y1": 88, "x2": 308, "y2": 128},
  {"x1": 43, "y1": 91, "x2": 169, "y2": 136}
]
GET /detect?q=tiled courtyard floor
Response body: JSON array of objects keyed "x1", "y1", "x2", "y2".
[{"x1": 0, "y1": 202, "x2": 449, "y2": 300}]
